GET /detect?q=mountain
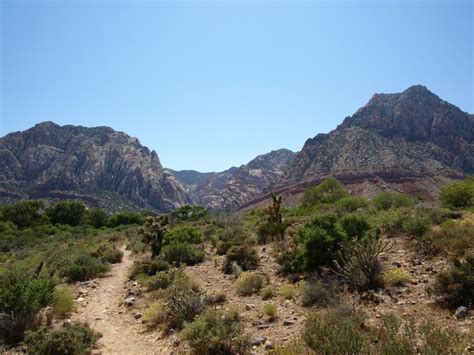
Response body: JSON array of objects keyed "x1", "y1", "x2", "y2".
[
  {"x1": 0, "y1": 122, "x2": 190, "y2": 212},
  {"x1": 241, "y1": 85, "x2": 473, "y2": 208},
  {"x1": 165, "y1": 167, "x2": 238, "y2": 204},
  {"x1": 170, "y1": 149, "x2": 296, "y2": 210}
]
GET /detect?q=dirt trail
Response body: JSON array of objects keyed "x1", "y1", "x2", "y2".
[{"x1": 73, "y1": 246, "x2": 169, "y2": 355}]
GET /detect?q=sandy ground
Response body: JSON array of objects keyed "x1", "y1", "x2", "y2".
[{"x1": 72, "y1": 246, "x2": 170, "y2": 355}]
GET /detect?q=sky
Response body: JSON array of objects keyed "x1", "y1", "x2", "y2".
[{"x1": 1, "y1": 0, "x2": 473, "y2": 172}]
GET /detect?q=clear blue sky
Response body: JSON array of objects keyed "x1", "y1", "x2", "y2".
[{"x1": 1, "y1": 0, "x2": 472, "y2": 172}]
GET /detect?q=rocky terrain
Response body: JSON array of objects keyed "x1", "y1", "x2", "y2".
[
  {"x1": 0, "y1": 122, "x2": 190, "y2": 212},
  {"x1": 241, "y1": 85, "x2": 473, "y2": 209},
  {"x1": 171, "y1": 149, "x2": 296, "y2": 210},
  {"x1": 1, "y1": 86, "x2": 472, "y2": 212}
]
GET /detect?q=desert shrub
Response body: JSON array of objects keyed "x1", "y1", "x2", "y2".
[
  {"x1": 162, "y1": 242, "x2": 205, "y2": 265},
  {"x1": 140, "y1": 215, "x2": 168, "y2": 259},
  {"x1": 88, "y1": 209, "x2": 109, "y2": 228},
  {"x1": 235, "y1": 272, "x2": 264, "y2": 296},
  {"x1": 372, "y1": 192, "x2": 416, "y2": 211},
  {"x1": 439, "y1": 177, "x2": 474, "y2": 209},
  {"x1": 130, "y1": 259, "x2": 170, "y2": 279},
  {"x1": 107, "y1": 211, "x2": 144, "y2": 227},
  {"x1": 171, "y1": 205, "x2": 208, "y2": 222},
  {"x1": 143, "y1": 302, "x2": 166, "y2": 328},
  {"x1": 101, "y1": 249, "x2": 123, "y2": 264},
  {"x1": 383, "y1": 269, "x2": 412, "y2": 287},
  {"x1": 24, "y1": 322, "x2": 101, "y2": 355},
  {"x1": 204, "y1": 292, "x2": 227, "y2": 305},
  {"x1": 299, "y1": 277, "x2": 339, "y2": 308},
  {"x1": 165, "y1": 226, "x2": 203, "y2": 245},
  {"x1": 292, "y1": 214, "x2": 346, "y2": 272},
  {"x1": 165, "y1": 287, "x2": 205, "y2": 331},
  {"x1": 433, "y1": 255, "x2": 474, "y2": 309},
  {"x1": 334, "y1": 235, "x2": 392, "y2": 290},
  {"x1": 303, "y1": 306, "x2": 370, "y2": 354},
  {"x1": 61, "y1": 254, "x2": 109, "y2": 282},
  {"x1": 0, "y1": 220, "x2": 17, "y2": 233},
  {"x1": 260, "y1": 285, "x2": 274, "y2": 300},
  {"x1": 403, "y1": 217, "x2": 431, "y2": 237},
  {"x1": 146, "y1": 269, "x2": 182, "y2": 291},
  {"x1": 0, "y1": 268, "x2": 56, "y2": 344},
  {"x1": 302, "y1": 177, "x2": 348, "y2": 207},
  {"x1": 279, "y1": 283, "x2": 296, "y2": 300},
  {"x1": 263, "y1": 302, "x2": 277, "y2": 318},
  {"x1": 334, "y1": 196, "x2": 368, "y2": 214},
  {"x1": 429, "y1": 221, "x2": 473, "y2": 256},
  {"x1": 52, "y1": 285, "x2": 74, "y2": 317},
  {"x1": 222, "y1": 245, "x2": 259, "y2": 274},
  {"x1": 0, "y1": 200, "x2": 48, "y2": 229},
  {"x1": 369, "y1": 209, "x2": 404, "y2": 237},
  {"x1": 379, "y1": 315, "x2": 465, "y2": 354},
  {"x1": 46, "y1": 201, "x2": 88, "y2": 226},
  {"x1": 339, "y1": 213, "x2": 371, "y2": 239},
  {"x1": 181, "y1": 309, "x2": 248, "y2": 355},
  {"x1": 215, "y1": 222, "x2": 247, "y2": 255}
]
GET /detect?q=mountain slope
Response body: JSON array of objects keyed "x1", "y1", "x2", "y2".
[
  {"x1": 242, "y1": 86, "x2": 473, "y2": 208},
  {"x1": 171, "y1": 149, "x2": 296, "y2": 210},
  {"x1": 0, "y1": 122, "x2": 190, "y2": 212}
]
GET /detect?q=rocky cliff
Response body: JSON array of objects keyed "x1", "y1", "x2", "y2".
[
  {"x1": 171, "y1": 149, "x2": 296, "y2": 210},
  {"x1": 0, "y1": 122, "x2": 190, "y2": 212},
  {"x1": 241, "y1": 86, "x2": 473, "y2": 209}
]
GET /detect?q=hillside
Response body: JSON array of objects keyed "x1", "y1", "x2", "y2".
[
  {"x1": 241, "y1": 86, "x2": 473, "y2": 209},
  {"x1": 0, "y1": 122, "x2": 190, "y2": 212},
  {"x1": 171, "y1": 149, "x2": 296, "y2": 210}
]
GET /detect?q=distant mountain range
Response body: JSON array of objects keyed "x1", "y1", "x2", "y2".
[{"x1": 1, "y1": 85, "x2": 472, "y2": 211}]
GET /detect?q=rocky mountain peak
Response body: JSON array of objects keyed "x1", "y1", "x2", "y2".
[{"x1": 0, "y1": 122, "x2": 189, "y2": 212}]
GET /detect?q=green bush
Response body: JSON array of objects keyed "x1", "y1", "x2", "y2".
[
  {"x1": 292, "y1": 214, "x2": 346, "y2": 272},
  {"x1": 161, "y1": 242, "x2": 205, "y2": 265},
  {"x1": 130, "y1": 259, "x2": 170, "y2": 279},
  {"x1": 403, "y1": 217, "x2": 432, "y2": 237},
  {"x1": 24, "y1": 322, "x2": 101, "y2": 355},
  {"x1": 46, "y1": 201, "x2": 88, "y2": 226},
  {"x1": 302, "y1": 177, "x2": 348, "y2": 207},
  {"x1": 100, "y1": 249, "x2": 123, "y2": 264},
  {"x1": 339, "y1": 213, "x2": 371, "y2": 239},
  {"x1": 164, "y1": 226, "x2": 203, "y2": 245},
  {"x1": 52, "y1": 285, "x2": 74, "y2": 317},
  {"x1": 204, "y1": 291, "x2": 227, "y2": 305},
  {"x1": 0, "y1": 268, "x2": 56, "y2": 344},
  {"x1": 88, "y1": 209, "x2": 109, "y2": 228},
  {"x1": 61, "y1": 254, "x2": 109, "y2": 282},
  {"x1": 235, "y1": 272, "x2": 264, "y2": 296},
  {"x1": 433, "y1": 256, "x2": 474, "y2": 309},
  {"x1": 383, "y1": 269, "x2": 412, "y2": 287},
  {"x1": 429, "y1": 221, "x2": 473, "y2": 256},
  {"x1": 1, "y1": 201, "x2": 47, "y2": 229},
  {"x1": 372, "y1": 192, "x2": 415, "y2": 211},
  {"x1": 107, "y1": 211, "x2": 144, "y2": 227},
  {"x1": 164, "y1": 287, "x2": 204, "y2": 331},
  {"x1": 334, "y1": 196, "x2": 368, "y2": 214},
  {"x1": 146, "y1": 269, "x2": 182, "y2": 291},
  {"x1": 279, "y1": 284, "x2": 296, "y2": 300},
  {"x1": 439, "y1": 177, "x2": 474, "y2": 209},
  {"x1": 369, "y1": 209, "x2": 404, "y2": 237},
  {"x1": 303, "y1": 306, "x2": 370, "y2": 353},
  {"x1": 263, "y1": 302, "x2": 277, "y2": 318},
  {"x1": 222, "y1": 245, "x2": 259, "y2": 274},
  {"x1": 181, "y1": 309, "x2": 248, "y2": 355},
  {"x1": 260, "y1": 285, "x2": 274, "y2": 300}
]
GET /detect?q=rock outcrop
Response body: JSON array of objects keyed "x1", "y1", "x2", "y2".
[
  {"x1": 171, "y1": 149, "x2": 296, "y2": 210},
  {"x1": 0, "y1": 122, "x2": 190, "y2": 212},
  {"x1": 242, "y1": 86, "x2": 473, "y2": 208}
]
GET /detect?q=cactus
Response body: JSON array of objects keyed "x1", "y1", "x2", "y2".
[{"x1": 140, "y1": 215, "x2": 169, "y2": 259}]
